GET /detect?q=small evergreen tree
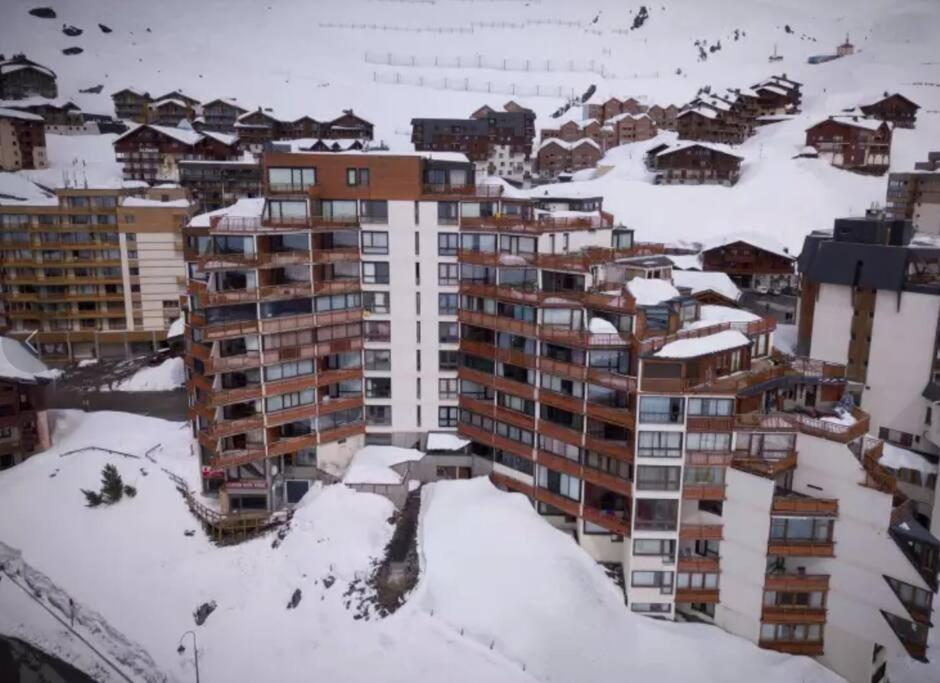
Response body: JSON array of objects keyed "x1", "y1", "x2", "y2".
[
  {"x1": 100, "y1": 464, "x2": 124, "y2": 504},
  {"x1": 82, "y1": 489, "x2": 103, "y2": 507},
  {"x1": 123, "y1": 484, "x2": 137, "y2": 498}
]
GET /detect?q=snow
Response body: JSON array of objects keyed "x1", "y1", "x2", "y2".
[
  {"x1": 820, "y1": 115, "x2": 889, "y2": 132},
  {"x1": 115, "y1": 123, "x2": 203, "y2": 146},
  {"x1": 672, "y1": 270, "x2": 742, "y2": 301},
  {"x1": 109, "y1": 357, "x2": 185, "y2": 392},
  {"x1": 120, "y1": 197, "x2": 190, "y2": 208},
  {"x1": 685, "y1": 305, "x2": 761, "y2": 330},
  {"x1": 20, "y1": 134, "x2": 131, "y2": 190},
  {"x1": 774, "y1": 323, "x2": 798, "y2": 354},
  {"x1": 701, "y1": 230, "x2": 794, "y2": 260},
  {"x1": 678, "y1": 106, "x2": 719, "y2": 120},
  {"x1": 413, "y1": 478, "x2": 841, "y2": 683},
  {"x1": 879, "y1": 442, "x2": 938, "y2": 476},
  {"x1": 655, "y1": 329, "x2": 752, "y2": 358},
  {"x1": 166, "y1": 317, "x2": 184, "y2": 339},
  {"x1": 656, "y1": 140, "x2": 743, "y2": 159},
  {"x1": 0, "y1": 171, "x2": 56, "y2": 205},
  {"x1": 538, "y1": 137, "x2": 599, "y2": 151},
  {"x1": 188, "y1": 196, "x2": 265, "y2": 227},
  {"x1": 0, "y1": 107, "x2": 44, "y2": 121},
  {"x1": 821, "y1": 409, "x2": 857, "y2": 426},
  {"x1": 425, "y1": 433, "x2": 470, "y2": 451},
  {"x1": 666, "y1": 253, "x2": 703, "y2": 270},
  {"x1": 0, "y1": 336, "x2": 49, "y2": 382},
  {"x1": 589, "y1": 317, "x2": 619, "y2": 335},
  {"x1": 342, "y1": 444, "x2": 424, "y2": 485},
  {"x1": 627, "y1": 277, "x2": 681, "y2": 306}
]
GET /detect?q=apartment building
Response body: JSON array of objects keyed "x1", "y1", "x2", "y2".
[
  {"x1": 0, "y1": 186, "x2": 191, "y2": 361},
  {"x1": 0, "y1": 55, "x2": 57, "y2": 100},
  {"x1": 860, "y1": 93, "x2": 920, "y2": 129},
  {"x1": 113, "y1": 124, "x2": 240, "y2": 183},
  {"x1": 536, "y1": 138, "x2": 601, "y2": 179},
  {"x1": 646, "y1": 142, "x2": 743, "y2": 186},
  {"x1": 797, "y1": 212, "x2": 940, "y2": 536},
  {"x1": 111, "y1": 88, "x2": 152, "y2": 123},
  {"x1": 0, "y1": 336, "x2": 51, "y2": 470},
  {"x1": 178, "y1": 158, "x2": 263, "y2": 213},
  {"x1": 805, "y1": 116, "x2": 892, "y2": 174},
  {"x1": 886, "y1": 151, "x2": 940, "y2": 234},
  {"x1": 0, "y1": 107, "x2": 47, "y2": 170}
]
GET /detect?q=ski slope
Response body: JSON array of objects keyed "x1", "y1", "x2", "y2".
[{"x1": 2, "y1": 0, "x2": 939, "y2": 249}]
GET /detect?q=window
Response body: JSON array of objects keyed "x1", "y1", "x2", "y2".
[
  {"x1": 438, "y1": 263, "x2": 459, "y2": 286},
  {"x1": 364, "y1": 349, "x2": 391, "y2": 371},
  {"x1": 686, "y1": 432, "x2": 731, "y2": 451},
  {"x1": 266, "y1": 389, "x2": 315, "y2": 412},
  {"x1": 438, "y1": 233, "x2": 459, "y2": 256},
  {"x1": 364, "y1": 321, "x2": 391, "y2": 342},
  {"x1": 639, "y1": 396, "x2": 684, "y2": 424},
  {"x1": 687, "y1": 398, "x2": 733, "y2": 416},
  {"x1": 366, "y1": 405, "x2": 392, "y2": 425},
  {"x1": 439, "y1": 378, "x2": 458, "y2": 400},
  {"x1": 631, "y1": 570, "x2": 674, "y2": 594},
  {"x1": 438, "y1": 202, "x2": 459, "y2": 225},
  {"x1": 636, "y1": 465, "x2": 681, "y2": 491},
  {"x1": 265, "y1": 199, "x2": 308, "y2": 222},
  {"x1": 363, "y1": 291, "x2": 390, "y2": 314},
  {"x1": 759, "y1": 623, "x2": 823, "y2": 644},
  {"x1": 268, "y1": 167, "x2": 315, "y2": 192},
  {"x1": 676, "y1": 572, "x2": 720, "y2": 590},
  {"x1": 633, "y1": 539, "x2": 676, "y2": 561},
  {"x1": 438, "y1": 322, "x2": 458, "y2": 344},
  {"x1": 439, "y1": 350, "x2": 459, "y2": 370},
  {"x1": 361, "y1": 231, "x2": 389, "y2": 255},
  {"x1": 538, "y1": 468, "x2": 581, "y2": 501},
  {"x1": 634, "y1": 499, "x2": 679, "y2": 531},
  {"x1": 362, "y1": 262, "x2": 390, "y2": 284},
  {"x1": 347, "y1": 168, "x2": 370, "y2": 186},
  {"x1": 496, "y1": 450, "x2": 533, "y2": 475},
  {"x1": 769, "y1": 517, "x2": 834, "y2": 543},
  {"x1": 630, "y1": 603, "x2": 671, "y2": 615},
  {"x1": 439, "y1": 406, "x2": 459, "y2": 427},
  {"x1": 637, "y1": 431, "x2": 682, "y2": 458},
  {"x1": 265, "y1": 359, "x2": 314, "y2": 381},
  {"x1": 439, "y1": 293, "x2": 458, "y2": 315},
  {"x1": 360, "y1": 200, "x2": 387, "y2": 224},
  {"x1": 498, "y1": 391, "x2": 535, "y2": 416},
  {"x1": 365, "y1": 377, "x2": 392, "y2": 399}
]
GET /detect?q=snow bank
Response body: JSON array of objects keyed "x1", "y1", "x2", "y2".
[
  {"x1": 628, "y1": 278, "x2": 681, "y2": 306},
  {"x1": 166, "y1": 317, "x2": 184, "y2": 339},
  {"x1": 110, "y1": 357, "x2": 185, "y2": 392},
  {"x1": 412, "y1": 478, "x2": 841, "y2": 683},
  {"x1": 672, "y1": 271, "x2": 742, "y2": 302},
  {"x1": 655, "y1": 329, "x2": 751, "y2": 358},
  {"x1": 774, "y1": 323, "x2": 798, "y2": 355},
  {"x1": 880, "y1": 443, "x2": 938, "y2": 476},
  {"x1": 588, "y1": 317, "x2": 619, "y2": 335},
  {"x1": 343, "y1": 444, "x2": 424, "y2": 484},
  {"x1": 425, "y1": 433, "x2": 470, "y2": 452}
]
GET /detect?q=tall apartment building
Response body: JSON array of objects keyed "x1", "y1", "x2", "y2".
[
  {"x1": 178, "y1": 158, "x2": 263, "y2": 213},
  {"x1": 797, "y1": 212, "x2": 940, "y2": 536},
  {"x1": 886, "y1": 151, "x2": 940, "y2": 234},
  {"x1": 0, "y1": 186, "x2": 191, "y2": 361},
  {"x1": 0, "y1": 107, "x2": 47, "y2": 170}
]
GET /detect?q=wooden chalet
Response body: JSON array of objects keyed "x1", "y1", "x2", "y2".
[
  {"x1": 323, "y1": 110, "x2": 374, "y2": 139},
  {"x1": 201, "y1": 98, "x2": 248, "y2": 132},
  {"x1": 154, "y1": 90, "x2": 201, "y2": 109},
  {"x1": 805, "y1": 116, "x2": 892, "y2": 174},
  {"x1": 0, "y1": 54, "x2": 57, "y2": 100},
  {"x1": 648, "y1": 142, "x2": 743, "y2": 186},
  {"x1": 701, "y1": 236, "x2": 795, "y2": 289},
  {"x1": 113, "y1": 124, "x2": 238, "y2": 182},
  {"x1": 149, "y1": 98, "x2": 195, "y2": 127},
  {"x1": 112, "y1": 88, "x2": 152, "y2": 122},
  {"x1": 751, "y1": 75, "x2": 802, "y2": 115},
  {"x1": 860, "y1": 93, "x2": 920, "y2": 129},
  {"x1": 536, "y1": 138, "x2": 601, "y2": 178},
  {"x1": 0, "y1": 337, "x2": 51, "y2": 470}
]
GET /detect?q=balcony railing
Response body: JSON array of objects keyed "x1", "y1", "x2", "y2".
[
  {"x1": 675, "y1": 588, "x2": 720, "y2": 603},
  {"x1": 764, "y1": 573, "x2": 830, "y2": 592},
  {"x1": 679, "y1": 524, "x2": 724, "y2": 541},
  {"x1": 766, "y1": 539, "x2": 835, "y2": 557},
  {"x1": 677, "y1": 555, "x2": 720, "y2": 573},
  {"x1": 758, "y1": 640, "x2": 824, "y2": 657},
  {"x1": 582, "y1": 505, "x2": 631, "y2": 536},
  {"x1": 771, "y1": 495, "x2": 839, "y2": 517},
  {"x1": 422, "y1": 183, "x2": 503, "y2": 197},
  {"x1": 682, "y1": 484, "x2": 727, "y2": 500}
]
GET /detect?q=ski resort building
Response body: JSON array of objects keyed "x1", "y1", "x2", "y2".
[
  {"x1": 0, "y1": 336, "x2": 51, "y2": 470},
  {"x1": 646, "y1": 142, "x2": 744, "y2": 186},
  {"x1": 178, "y1": 158, "x2": 263, "y2": 214},
  {"x1": 0, "y1": 55, "x2": 57, "y2": 100},
  {"x1": 0, "y1": 185, "x2": 191, "y2": 362},
  {"x1": 111, "y1": 88, "x2": 153, "y2": 123},
  {"x1": 700, "y1": 233, "x2": 797, "y2": 291},
  {"x1": 797, "y1": 211, "x2": 940, "y2": 538},
  {"x1": 0, "y1": 107, "x2": 47, "y2": 171},
  {"x1": 886, "y1": 152, "x2": 940, "y2": 233},
  {"x1": 113, "y1": 124, "x2": 240, "y2": 183},
  {"x1": 536, "y1": 138, "x2": 602, "y2": 178},
  {"x1": 805, "y1": 116, "x2": 892, "y2": 174},
  {"x1": 860, "y1": 93, "x2": 920, "y2": 129}
]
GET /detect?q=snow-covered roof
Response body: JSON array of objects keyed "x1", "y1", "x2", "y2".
[
  {"x1": 0, "y1": 107, "x2": 44, "y2": 122},
  {"x1": 343, "y1": 445, "x2": 424, "y2": 485},
  {"x1": 167, "y1": 317, "x2": 185, "y2": 338},
  {"x1": 754, "y1": 83, "x2": 790, "y2": 97},
  {"x1": 820, "y1": 115, "x2": 888, "y2": 133},
  {"x1": 201, "y1": 130, "x2": 238, "y2": 146},
  {"x1": 672, "y1": 270, "x2": 741, "y2": 302},
  {"x1": 188, "y1": 196, "x2": 265, "y2": 227},
  {"x1": 120, "y1": 197, "x2": 191, "y2": 208},
  {"x1": 701, "y1": 231, "x2": 793, "y2": 260},
  {"x1": 0, "y1": 61, "x2": 55, "y2": 79},
  {"x1": 684, "y1": 305, "x2": 760, "y2": 330},
  {"x1": 203, "y1": 97, "x2": 247, "y2": 110},
  {"x1": 426, "y1": 433, "x2": 471, "y2": 452},
  {"x1": 0, "y1": 337, "x2": 49, "y2": 382},
  {"x1": 665, "y1": 254, "x2": 703, "y2": 270},
  {"x1": 697, "y1": 95, "x2": 732, "y2": 112},
  {"x1": 879, "y1": 443, "x2": 937, "y2": 476},
  {"x1": 538, "y1": 137, "x2": 600, "y2": 152},
  {"x1": 606, "y1": 112, "x2": 652, "y2": 124},
  {"x1": 112, "y1": 87, "x2": 150, "y2": 98},
  {"x1": 627, "y1": 278, "x2": 681, "y2": 306},
  {"x1": 677, "y1": 106, "x2": 718, "y2": 120},
  {"x1": 655, "y1": 141, "x2": 743, "y2": 159},
  {"x1": 0, "y1": 172, "x2": 56, "y2": 206},
  {"x1": 114, "y1": 123, "x2": 203, "y2": 146},
  {"x1": 654, "y1": 329, "x2": 751, "y2": 359},
  {"x1": 151, "y1": 98, "x2": 188, "y2": 109}
]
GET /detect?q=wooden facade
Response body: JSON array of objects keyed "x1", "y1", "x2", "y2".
[
  {"x1": 0, "y1": 55, "x2": 57, "y2": 100},
  {"x1": 860, "y1": 93, "x2": 920, "y2": 129},
  {"x1": 0, "y1": 110, "x2": 47, "y2": 171},
  {"x1": 412, "y1": 107, "x2": 535, "y2": 162},
  {"x1": 702, "y1": 241, "x2": 795, "y2": 281},
  {"x1": 536, "y1": 139, "x2": 601, "y2": 178},
  {"x1": 650, "y1": 144, "x2": 743, "y2": 186},
  {"x1": 111, "y1": 88, "x2": 152, "y2": 122},
  {"x1": 805, "y1": 118, "x2": 892, "y2": 174},
  {"x1": 201, "y1": 99, "x2": 248, "y2": 132},
  {"x1": 0, "y1": 376, "x2": 49, "y2": 470}
]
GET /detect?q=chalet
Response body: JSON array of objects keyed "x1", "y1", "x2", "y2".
[
  {"x1": 201, "y1": 98, "x2": 248, "y2": 132},
  {"x1": 178, "y1": 158, "x2": 262, "y2": 213},
  {"x1": 0, "y1": 337, "x2": 51, "y2": 471},
  {"x1": 608, "y1": 112, "x2": 657, "y2": 145},
  {"x1": 0, "y1": 108, "x2": 47, "y2": 170},
  {"x1": 648, "y1": 142, "x2": 743, "y2": 186},
  {"x1": 805, "y1": 116, "x2": 892, "y2": 174},
  {"x1": 148, "y1": 98, "x2": 195, "y2": 127},
  {"x1": 751, "y1": 75, "x2": 802, "y2": 114},
  {"x1": 701, "y1": 233, "x2": 796, "y2": 290},
  {"x1": 113, "y1": 124, "x2": 239, "y2": 182},
  {"x1": 112, "y1": 88, "x2": 152, "y2": 122},
  {"x1": 0, "y1": 98, "x2": 84, "y2": 133},
  {"x1": 536, "y1": 138, "x2": 601, "y2": 178},
  {"x1": 0, "y1": 54, "x2": 57, "y2": 100},
  {"x1": 235, "y1": 108, "x2": 289, "y2": 151},
  {"x1": 860, "y1": 93, "x2": 920, "y2": 128},
  {"x1": 153, "y1": 90, "x2": 201, "y2": 109},
  {"x1": 647, "y1": 104, "x2": 679, "y2": 130},
  {"x1": 322, "y1": 110, "x2": 374, "y2": 139}
]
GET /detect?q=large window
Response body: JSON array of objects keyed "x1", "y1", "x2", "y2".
[
  {"x1": 676, "y1": 572, "x2": 719, "y2": 590},
  {"x1": 438, "y1": 232, "x2": 459, "y2": 255},
  {"x1": 364, "y1": 349, "x2": 391, "y2": 370},
  {"x1": 361, "y1": 231, "x2": 389, "y2": 255},
  {"x1": 265, "y1": 199, "x2": 308, "y2": 223},
  {"x1": 688, "y1": 398, "x2": 734, "y2": 416},
  {"x1": 365, "y1": 377, "x2": 392, "y2": 399},
  {"x1": 637, "y1": 431, "x2": 682, "y2": 458},
  {"x1": 268, "y1": 167, "x2": 315, "y2": 192},
  {"x1": 639, "y1": 396, "x2": 684, "y2": 424},
  {"x1": 366, "y1": 405, "x2": 392, "y2": 425},
  {"x1": 439, "y1": 406, "x2": 459, "y2": 428},
  {"x1": 364, "y1": 321, "x2": 391, "y2": 342},
  {"x1": 759, "y1": 623, "x2": 823, "y2": 644},
  {"x1": 438, "y1": 322, "x2": 459, "y2": 344},
  {"x1": 360, "y1": 200, "x2": 388, "y2": 224},
  {"x1": 264, "y1": 360, "x2": 314, "y2": 382},
  {"x1": 362, "y1": 262, "x2": 390, "y2": 284},
  {"x1": 769, "y1": 517, "x2": 834, "y2": 543},
  {"x1": 439, "y1": 263, "x2": 460, "y2": 286},
  {"x1": 636, "y1": 465, "x2": 681, "y2": 491},
  {"x1": 538, "y1": 468, "x2": 581, "y2": 501},
  {"x1": 362, "y1": 291, "x2": 390, "y2": 314},
  {"x1": 633, "y1": 538, "x2": 676, "y2": 561},
  {"x1": 346, "y1": 168, "x2": 370, "y2": 186},
  {"x1": 631, "y1": 570, "x2": 674, "y2": 594},
  {"x1": 685, "y1": 432, "x2": 731, "y2": 452},
  {"x1": 439, "y1": 293, "x2": 458, "y2": 315},
  {"x1": 439, "y1": 378, "x2": 459, "y2": 400},
  {"x1": 634, "y1": 499, "x2": 679, "y2": 531},
  {"x1": 266, "y1": 389, "x2": 315, "y2": 412},
  {"x1": 439, "y1": 350, "x2": 459, "y2": 370}
]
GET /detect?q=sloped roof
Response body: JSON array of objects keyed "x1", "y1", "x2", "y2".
[
  {"x1": 702, "y1": 231, "x2": 793, "y2": 260},
  {"x1": 0, "y1": 107, "x2": 43, "y2": 122},
  {"x1": 0, "y1": 337, "x2": 49, "y2": 382},
  {"x1": 656, "y1": 141, "x2": 743, "y2": 160},
  {"x1": 114, "y1": 123, "x2": 203, "y2": 146}
]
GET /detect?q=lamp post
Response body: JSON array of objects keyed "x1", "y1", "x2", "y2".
[{"x1": 177, "y1": 630, "x2": 200, "y2": 683}]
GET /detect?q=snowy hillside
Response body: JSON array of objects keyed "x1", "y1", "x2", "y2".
[
  {"x1": 2, "y1": 0, "x2": 939, "y2": 249},
  {"x1": 0, "y1": 410, "x2": 854, "y2": 683}
]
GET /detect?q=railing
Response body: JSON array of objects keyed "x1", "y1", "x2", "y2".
[
  {"x1": 771, "y1": 495, "x2": 839, "y2": 516},
  {"x1": 766, "y1": 539, "x2": 835, "y2": 557},
  {"x1": 581, "y1": 505, "x2": 631, "y2": 536},
  {"x1": 731, "y1": 451, "x2": 798, "y2": 477},
  {"x1": 640, "y1": 318, "x2": 778, "y2": 357},
  {"x1": 675, "y1": 588, "x2": 720, "y2": 603},
  {"x1": 423, "y1": 184, "x2": 503, "y2": 197},
  {"x1": 736, "y1": 410, "x2": 870, "y2": 444},
  {"x1": 679, "y1": 524, "x2": 723, "y2": 541},
  {"x1": 758, "y1": 640, "x2": 824, "y2": 656},
  {"x1": 764, "y1": 573, "x2": 830, "y2": 592},
  {"x1": 682, "y1": 484, "x2": 727, "y2": 500},
  {"x1": 677, "y1": 555, "x2": 720, "y2": 573}
]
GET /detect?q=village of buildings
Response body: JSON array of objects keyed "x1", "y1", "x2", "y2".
[{"x1": 1, "y1": 12, "x2": 940, "y2": 683}]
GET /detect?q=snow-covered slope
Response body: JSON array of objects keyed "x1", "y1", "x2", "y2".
[
  {"x1": 2, "y1": 0, "x2": 939, "y2": 249},
  {"x1": 0, "y1": 411, "x2": 859, "y2": 682}
]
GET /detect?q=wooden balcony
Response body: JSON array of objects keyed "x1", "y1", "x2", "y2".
[
  {"x1": 205, "y1": 415, "x2": 264, "y2": 440},
  {"x1": 257, "y1": 283, "x2": 313, "y2": 300},
  {"x1": 202, "y1": 319, "x2": 258, "y2": 342},
  {"x1": 771, "y1": 496, "x2": 838, "y2": 517},
  {"x1": 677, "y1": 556, "x2": 720, "y2": 573},
  {"x1": 533, "y1": 486, "x2": 581, "y2": 517},
  {"x1": 682, "y1": 484, "x2": 727, "y2": 501},
  {"x1": 256, "y1": 250, "x2": 311, "y2": 267},
  {"x1": 586, "y1": 368, "x2": 636, "y2": 393},
  {"x1": 208, "y1": 384, "x2": 263, "y2": 408},
  {"x1": 262, "y1": 373, "x2": 319, "y2": 397},
  {"x1": 580, "y1": 465, "x2": 633, "y2": 497},
  {"x1": 459, "y1": 339, "x2": 498, "y2": 361},
  {"x1": 686, "y1": 451, "x2": 734, "y2": 466},
  {"x1": 764, "y1": 573, "x2": 830, "y2": 593},
  {"x1": 491, "y1": 432, "x2": 536, "y2": 460},
  {"x1": 422, "y1": 183, "x2": 502, "y2": 198},
  {"x1": 310, "y1": 247, "x2": 360, "y2": 264},
  {"x1": 675, "y1": 588, "x2": 720, "y2": 603},
  {"x1": 540, "y1": 357, "x2": 588, "y2": 383},
  {"x1": 267, "y1": 433, "x2": 318, "y2": 457},
  {"x1": 761, "y1": 607, "x2": 828, "y2": 624},
  {"x1": 317, "y1": 421, "x2": 365, "y2": 445},
  {"x1": 312, "y1": 279, "x2": 360, "y2": 296},
  {"x1": 205, "y1": 289, "x2": 258, "y2": 305},
  {"x1": 494, "y1": 405, "x2": 536, "y2": 432},
  {"x1": 457, "y1": 366, "x2": 497, "y2": 392},
  {"x1": 316, "y1": 367, "x2": 362, "y2": 388},
  {"x1": 584, "y1": 434, "x2": 630, "y2": 460},
  {"x1": 458, "y1": 309, "x2": 537, "y2": 338},
  {"x1": 493, "y1": 374, "x2": 536, "y2": 401},
  {"x1": 209, "y1": 446, "x2": 268, "y2": 469},
  {"x1": 687, "y1": 416, "x2": 736, "y2": 431},
  {"x1": 758, "y1": 640, "x2": 824, "y2": 657},
  {"x1": 205, "y1": 353, "x2": 261, "y2": 374},
  {"x1": 459, "y1": 281, "x2": 541, "y2": 306},
  {"x1": 679, "y1": 524, "x2": 724, "y2": 541},
  {"x1": 582, "y1": 505, "x2": 631, "y2": 536},
  {"x1": 458, "y1": 422, "x2": 496, "y2": 449},
  {"x1": 584, "y1": 402, "x2": 634, "y2": 429},
  {"x1": 458, "y1": 395, "x2": 496, "y2": 418},
  {"x1": 490, "y1": 471, "x2": 535, "y2": 496},
  {"x1": 536, "y1": 450, "x2": 582, "y2": 478},
  {"x1": 457, "y1": 249, "x2": 535, "y2": 267},
  {"x1": 766, "y1": 540, "x2": 835, "y2": 557},
  {"x1": 318, "y1": 395, "x2": 364, "y2": 417},
  {"x1": 539, "y1": 420, "x2": 584, "y2": 448},
  {"x1": 731, "y1": 451, "x2": 798, "y2": 477},
  {"x1": 538, "y1": 388, "x2": 584, "y2": 414}
]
